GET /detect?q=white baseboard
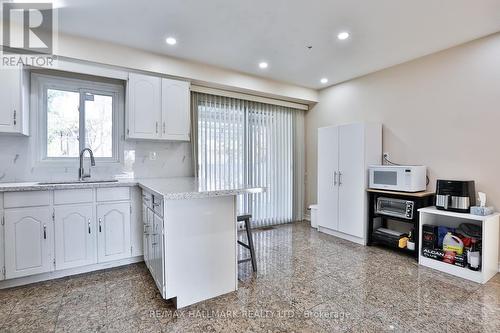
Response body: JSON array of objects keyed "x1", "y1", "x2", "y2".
[
  {"x1": 317, "y1": 226, "x2": 366, "y2": 245},
  {"x1": 0, "y1": 256, "x2": 144, "y2": 289}
]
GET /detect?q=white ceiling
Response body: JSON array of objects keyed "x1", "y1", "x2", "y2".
[{"x1": 55, "y1": 0, "x2": 500, "y2": 89}]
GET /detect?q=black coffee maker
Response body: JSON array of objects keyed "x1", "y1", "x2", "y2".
[{"x1": 435, "y1": 180, "x2": 475, "y2": 213}]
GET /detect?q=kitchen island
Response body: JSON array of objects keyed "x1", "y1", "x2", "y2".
[{"x1": 138, "y1": 178, "x2": 264, "y2": 308}]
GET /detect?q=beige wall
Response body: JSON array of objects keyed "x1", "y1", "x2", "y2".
[{"x1": 305, "y1": 33, "x2": 500, "y2": 213}]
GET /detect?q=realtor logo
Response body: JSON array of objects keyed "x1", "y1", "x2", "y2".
[{"x1": 1, "y1": 1, "x2": 57, "y2": 67}]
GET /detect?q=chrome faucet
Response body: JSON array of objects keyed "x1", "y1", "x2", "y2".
[{"x1": 79, "y1": 148, "x2": 96, "y2": 181}]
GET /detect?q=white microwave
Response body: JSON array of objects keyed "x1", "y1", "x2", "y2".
[{"x1": 369, "y1": 165, "x2": 426, "y2": 192}]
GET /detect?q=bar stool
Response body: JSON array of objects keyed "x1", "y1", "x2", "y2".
[{"x1": 237, "y1": 214, "x2": 257, "y2": 272}]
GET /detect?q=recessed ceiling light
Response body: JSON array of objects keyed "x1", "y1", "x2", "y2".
[
  {"x1": 320, "y1": 78, "x2": 328, "y2": 84},
  {"x1": 165, "y1": 37, "x2": 177, "y2": 45},
  {"x1": 258, "y1": 62, "x2": 268, "y2": 69},
  {"x1": 337, "y1": 32, "x2": 350, "y2": 40}
]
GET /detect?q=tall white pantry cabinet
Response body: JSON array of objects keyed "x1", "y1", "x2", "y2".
[{"x1": 317, "y1": 123, "x2": 381, "y2": 245}]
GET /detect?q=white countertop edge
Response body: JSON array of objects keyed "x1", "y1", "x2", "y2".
[{"x1": 0, "y1": 178, "x2": 266, "y2": 200}]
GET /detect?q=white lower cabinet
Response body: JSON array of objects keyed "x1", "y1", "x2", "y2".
[
  {"x1": 152, "y1": 213, "x2": 165, "y2": 292},
  {"x1": 1, "y1": 209, "x2": 4, "y2": 281},
  {"x1": 4, "y1": 207, "x2": 53, "y2": 279},
  {"x1": 97, "y1": 202, "x2": 131, "y2": 263},
  {"x1": 54, "y1": 205, "x2": 96, "y2": 270}
]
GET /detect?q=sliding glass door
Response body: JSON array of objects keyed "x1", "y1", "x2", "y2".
[{"x1": 193, "y1": 93, "x2": 304, "y2": 227}]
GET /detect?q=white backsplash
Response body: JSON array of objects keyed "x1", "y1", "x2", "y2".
[{"x1": 0, "y1": 135, "x2": 193, "y2": 182}]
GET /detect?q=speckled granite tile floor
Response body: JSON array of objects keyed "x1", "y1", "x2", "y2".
[{"x1": 1, "y1": 221, "x2": 499, "y2": 333}]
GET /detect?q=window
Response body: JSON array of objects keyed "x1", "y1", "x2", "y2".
[
  {"x1": 193, "y1": 92, "x2": 305, "y2": 227},
  {"x1": 33, "y1": 73, "x2": 123, "y2": 162}
]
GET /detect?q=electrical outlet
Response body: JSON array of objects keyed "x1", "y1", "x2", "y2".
[{"x1": 149, "y1": 151, "x2": 157, "y2": 161}]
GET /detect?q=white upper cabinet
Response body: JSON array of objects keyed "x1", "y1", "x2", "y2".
[
  {"x1": 127, "y1": 73, "x2": 162, "y2": 139},
  {"x1": 97, "y1": 202, "x2": 131, "y2": 263},
  {"x1": 126, "y1": 73, "x2": 190, "y2": 141},
  {"x1": 4, "y1": 207, "x2": 53, "y2": 279},
  {"x1": 54, "y1": 205, "x2": 96, "y2": 270},
  {"x1": 161, "y1": 78, "x2": 190, "y2": 141},
  {"x1": 0, "y1": 66, "x2": 29, "y2": 135}
]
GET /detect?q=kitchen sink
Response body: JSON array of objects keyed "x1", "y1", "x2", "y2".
[{"x1": 37, "y1": 180, "x2": 119, "y2": 185}]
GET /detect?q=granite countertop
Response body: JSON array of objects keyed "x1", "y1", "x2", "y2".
[
  {"x1": 0, "y1": 179, "x2": 139, "y2": 192},
  {"x1": 137, "y1": 177, "x2": 265, "y2": 200},
  {"x1": 0, "y1": 177, "x2": 265, "y2": 200}
]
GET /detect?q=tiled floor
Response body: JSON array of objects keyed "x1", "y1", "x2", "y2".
[{"x1": 1, "y1": 221, "x2": 499, "y2": 332}]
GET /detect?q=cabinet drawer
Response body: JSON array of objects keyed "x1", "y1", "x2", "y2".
[
  {"x1": 152, "y1": 195, "x2": 163, "y2": 216},
  {"x1": 96, "y1": 187, "x2": 130, "y2": 202},
  {"x1": 142, "y1": 191, "x2": 153, "y2": 209},
  {"x1": 4, "y1": 191, "x2": 50, "y2": 208},
  {"x1": 54, "y1": 189, "x2": 93, "y2": 205}
]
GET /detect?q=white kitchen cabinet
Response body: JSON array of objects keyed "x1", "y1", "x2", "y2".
[
  {"x1": 4, "y1": 208, "x2": 53, "y2": 279},
  {"x1": 126, "y1": 73, "x2": 190, "y2": 141},
  {"x1": 1, "y1": 210, "x2": 4, "y2": 281},
  {"x1": 161, "y1": 78, "x2": 190, "y2": 141},
  {"x1": 54, "y1": 205, "x2": 96, "y2": 270},
  {"x1": 152, "y1": 212, "x2": 165, "y2": 292},
  {"x1": 97, "y1": 202, "x2": 131, "y2": 263},
  {"x1": 0, "y1": 66, "x2": 29, "y2": 135},
  {"x1": 317, "y1": 123, "x2": 381, "y2": 244},
  {"x1": 317, "y1": 126, "x2": 339, "y2": 231},
  {"x1": 127, "y1": 73, "x2": 162, "y2": 139}
]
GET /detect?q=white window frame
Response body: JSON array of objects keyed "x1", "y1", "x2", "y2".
[{"x1": 32, "y1": 73, "x2": 124, "y2": 165}]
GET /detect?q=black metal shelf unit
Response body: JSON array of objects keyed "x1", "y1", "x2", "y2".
[{"x1": 367, "y1": 190, "x2": 435, "y2": 259}]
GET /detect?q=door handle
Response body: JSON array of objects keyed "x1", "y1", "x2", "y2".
[
  {"x1": 43, "y1": 225, "x2": 47, "y2": 239},
  {"x1": 338, "y1": 171, "x2": 343, "y2": 186},
  {"x1": 163, "y1": 122, "x2": 166, "y2": 134},
  {"x1": 88, "y1": 219, "x2": 91, "y2": 234},
  {"x1": 156, "y1": 121, "x2": 159, "y2": 134},
  {"x1": 99, "y1": 218, "x2": 102, "y2": 232},
  {"x1": 334, "y1": 171, "x2": 338, "y2": 186},
  {"x1": 13, "y1": 110, "x2": 17, "y2": 125}
]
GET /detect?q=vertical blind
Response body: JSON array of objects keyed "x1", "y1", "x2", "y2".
[{"x1": 192, "y1": 92, "x2": 305, "y2": 227}]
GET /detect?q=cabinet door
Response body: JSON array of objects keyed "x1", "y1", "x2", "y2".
[
  {"x1": 338, "y1": 124, "x2": 366, "y2": 238},
  {"x1": 97, "y1": 202, "x2": 131, "y2": 263},
  {"x1": 0, "y1": 67, "x2": 21, "y2": 134},
  {"x1": 317, "y1": 126, "x2": 340, "y2": 230},
  {"x1": 142, "y1": 203, "x2": 150, "y2": 266},
  {"x1": 161, "y1": 78, "x2": 190, "y2": 141},
  {"x1": 0, "y1": 210, "x2": 4, "y2": 281},
  {"x1": 4, "y1": 207, "x2": 53, "y2": 279},
  {"x1": 127, "y1": 73, "x2": 161, "y2": 139},
  {"x1": 153, "y1": 213, "x2": 165, "y2": 292},
  {"x1": 54, "y1": 205, "x2": 96, "y2": 270}
]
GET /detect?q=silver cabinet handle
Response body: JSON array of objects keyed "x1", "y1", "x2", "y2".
[
  {"x1": 13, "y1": 110, "x2": 16, "y2": 125},
  {"x1": 43, "y1": 225, "x2": 47, "y2": 239},
  {"x1": 338, "y1": 171, "x2": 343, "y2": 186},
  {"x1": 334, "y1": 171, "x2": 338, "y2": 186},
  {"x1": 99, "y1": 218, "x2": 102, "y2": 232},
  {"x1": 163, "y1": 122, "x2": 166, "y2": 134},
  {"x1": 88, "y1": 219, "x2": 91, "y2": 234},
  {"x1": 156, "y1": 121, "x2": 159, "y2": 134}
]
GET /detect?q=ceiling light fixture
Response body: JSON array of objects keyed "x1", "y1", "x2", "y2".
[
  {"x1": 258, "y1": 62, "x2": 268, "y2": 69},
  {"x1": 320, "y1": 78, "x2": 328, "y2": 84},
  {"x1": 165, "y1": 37, "x2": 177, "y2": 45},
  {"x1": 337, "y1": 31, "x2": 350, "y2": 40}
]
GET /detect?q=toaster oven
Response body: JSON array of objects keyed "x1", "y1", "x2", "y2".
[{"x1": 375, "y1": 197, "x2": 415, "y2": 220}]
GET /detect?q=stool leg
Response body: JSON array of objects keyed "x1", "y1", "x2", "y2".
[{"x1": 245, "y1": 218, "x2": 257, "y2": 272}]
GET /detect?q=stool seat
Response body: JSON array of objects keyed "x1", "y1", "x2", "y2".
[{"x1": 237, "y1": 214, "x2": 257, "y2": 272}]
